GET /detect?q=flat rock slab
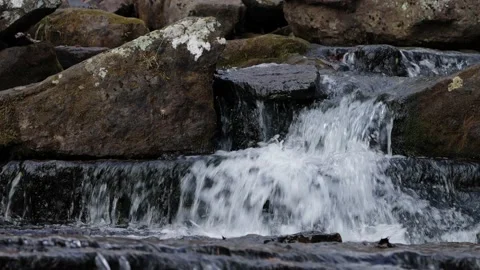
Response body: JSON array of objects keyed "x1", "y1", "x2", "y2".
[
  {"x1": 0, "y1": 232, "x2": 479, "y2": 269},
  {"x1": 216, "y1": 64, "x2": 320, "y2": 100}
]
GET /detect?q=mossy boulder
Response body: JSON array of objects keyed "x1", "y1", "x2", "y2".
[
  {"x1": 393, "y1": 64, "x2": 480, "y2": 160},
  {"x1": 0, "y1": 17, "x2": 226, "y2": 159},
  {"x1": 30, "y1": 8, "x2": 148, "y2": 48},
  {"x1": 284, "y1": 0, "x2": 480, "y2": 49},
  {"x1": 0, "y1": 42, "x2": 63, "y2": 91},
  {"x1": 217, "y1": 34, "x2": 310, "y2": 68}
]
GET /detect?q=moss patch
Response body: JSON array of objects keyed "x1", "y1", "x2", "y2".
[{"x1": 218, "y1": 34, "x2": 310, "y2": 68}]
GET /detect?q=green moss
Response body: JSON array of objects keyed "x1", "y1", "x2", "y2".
[{"x1": 218, "y1": 34, "x2": 311, "y2": 68}]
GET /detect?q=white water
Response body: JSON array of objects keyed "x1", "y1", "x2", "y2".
[{"x1": 173, "y1": 96, "x2": 477, "y2": 243}]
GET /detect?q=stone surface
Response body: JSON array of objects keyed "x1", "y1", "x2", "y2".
[
  {"x1": 60, "y1": 0, "x2": 134, "y2": 16},
  {"x1": 0, "y1": 0, "x2": 61, "y2": 43},
  {"x1": 0, "y1": 17, "x2": 226, "y2": 159},
  {"x1": 393, "y1": 64, "x2": 480, "y2": 160},
  {"x1": 30, "y1": 8, "x2": 148, "y2": 48},
  {"x1": 0, "y1": 42, "x2": 63, "y2": 91},
  {"x1": 284, "y1": 0, "x2": 480, "y2": 49},
  {"x1": 55, "y1": 45, "x2": 109, "y2": 69},
  {"x1": 218, "y1": 34, "x2": 310, "y2": 68},
  {"x1": 134, "y1": 0, "x2": 245, "y2": 36}
]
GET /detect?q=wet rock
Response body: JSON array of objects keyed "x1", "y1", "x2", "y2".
[
  {"x1": 377, "y1": 237, "x2": 395, "y2": 248},
  {"x1": 0, "y1": 159, "x2": 191, "y2": 224},
  {"x1": 54, "y1": 45, "x2": 109, "y2": 69},
  {"x1": 218, "y1": 34, "x2": 311, "y2": 68},
  {"x1": 0, "y1": 17, "x2": 225, "y2": 159},
  {"x1": 264, "y1": 231, "x2": 342, "y2": 244},
  {"x1": 242, "y1": 0, "x2": 287, "y2": 33},
  {"x1": 343, "y1": 45, "x2": 408, "y2": 77},
  {"x1": 393, "y1": 64, "x2": 480, "y2": 160},
  {"x1": 60, "y1": 0, "x2": 135, "y2": 17},
  {"x1": 0, "y1": 0, "x2": 61, "y2": 44},
  {"x1": 284, "y1": 0, "x2": 480, "y2": 49},
  {"x1": 134, "y1": 0, "x2": 245, "y2": 36},
  {"x1": 214, "y1": 64, "x2": 320, "y2": 149},
  {"x1": 30, "y1": 8, "x2": 148, "y2": 48},
  {"x1": 0, "y1": 42, "x2": 63, "y2": 91}
]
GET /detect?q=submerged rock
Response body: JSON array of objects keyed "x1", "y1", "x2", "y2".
[
  {"x1": 0, "y1": 42, "x2": 63, "y2": 91},
  {"x1": 393, "y1": 64, "x2": 480, "y2": 160},
  {"x1": 30, "y1": 8, "x2": 148, "y2": 48},
  {"x1": 0, "y1": 17, "x2": 225, "y2": 159},
  {"x1": 55, "y1": 45, "x2": 109, "y2": 69},
  {"x1": 134, "y1": 0, "x2": 245, "y2": 36},
  {"x1": 284, "y1": 0, "x2": 480, "y2": 49},
  {"x1": 217, "y1": 34, "x2": 311, "y2": 68},
  {"x1": 0, "y1": 0, "x2": 61, "y2": 44}
]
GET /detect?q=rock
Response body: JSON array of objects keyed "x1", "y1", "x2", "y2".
[
  {"x1": 393, "y1": 64, "x2": 480, "y2": 160},
  {"x1": 30, "y1": 8, "x2": 148, "y2": 48},
  {"x1": 242, "y1": 0, "x2": 287, "y2": 33},
  {"x1": 264, "y1": 231, "x2": 343, "y2": 244},
  {"x1": 214, "y1": 64, "x2": 320, "y2": 149},
  {"x1": 284, "y1": 0, "x2": 480, "y2": 49},
  {"x1": 55, "y1": 45, "x2": 109, "y2": 69},
  {"x1": 218, "y1": 34, "x2": 310, "y2": 68},
  {"x1": 0, "y1": 0, "x2": 61, "y2": 44},
  {"x1": 134, "y1": 0, "x2": 245, "y2": 36},
  {"x1": 0, "y1": 17, "x2": 226, "y2": 159},
  {"x1": 0, "y1": 42, "x2": 63, "y2": 91},
  {"x1": 343, "y1": 45, "x2": 408, "y2": 77},
  {"x1": 60, "y1": 0, "x2": 135, "y2": 17}
]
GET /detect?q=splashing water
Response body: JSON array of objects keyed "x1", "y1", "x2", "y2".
[{"x1": 175, "y1": 96, "x2": 477, "y2": 243}]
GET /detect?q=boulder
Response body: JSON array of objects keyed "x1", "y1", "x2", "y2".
[
  {"x1": 30, "y1": 8, "x2": 148, "y2": 48},
  {"x1": 283, "y1": 0, "x2": 480, "y2": 49},
  {"x1": 393, "y1": 64, "x2": 480, "y2": 160},
  {"x1": 0, "y1": 17, "x2": 226, "y2": 159},
  {"x1": 242, "y1": 0, "x2": 287, "y2": 33},
  {"x1": 0, "y1": 0, "x2": 61, "y2": 44},
  {"x1": 55, "y1": 45, "x2": 109, "y2": 69},
  {"x1": 218, "y1": 34, "x2": 310, "y2": 68},
  {"x1": 134, "y1": 0, "x2": 245, "y2": 36},
  {"x1": 0, "y1": 42, "x2": 63, "y2": 91},
  {"x1": 60, "y1": 0, "x2": 134, "y2": 17}
]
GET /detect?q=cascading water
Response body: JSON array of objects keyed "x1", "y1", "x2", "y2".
[{"x1": 174, "y1": 95, "x2": 479, "y2": 244}]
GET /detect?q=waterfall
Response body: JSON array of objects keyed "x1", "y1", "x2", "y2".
[{"x1": 174, "y1": 95, "x2": 478, "y2": 243}]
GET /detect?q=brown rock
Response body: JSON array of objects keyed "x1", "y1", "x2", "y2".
[
  {"x1": 0, "y1": 42, "x2": 63, "y2": 91},
  {"x1": 394, "y1": 64, "x2": 480, "y2": 160},
  {"x1": 60, "y1": 0, "x2": 134, "y2": 16},
  {"x1": 284, "y1": 0, "x2": 480, "y2": 49},
  {"x1": 30, "y1": 8, "x2": 148, "y2": 48},
  {"x1": 134, "y1": 0, "x2": 245, "y2": 36},
  {"x1": 0, "y1": 17, "x2": 226, "y2": 159}
]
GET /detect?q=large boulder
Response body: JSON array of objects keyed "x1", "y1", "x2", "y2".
[
  {"x1": 0, "y1": 17, "x2": 226, "y2": 159},
  {"x1": 0, "y1": 0, "x2": 61, "y2": 43},
  {"x1": 60, "y1": 0, "x2": 134, "y2": 16},
  {"x1": 30, "y1": 8, "x2": 148, "y2": 48},
  {"x1": 0, "y1": 42, "x2": 63, "y2": 91},
  {"x1": 218, "y1": 34, "x2": 310, "y2": 68},
  {"x1": 393, "y1": 64, "x2": 480, "y2": 160},
  {"x1": 134, "y1": 0, "x2": 245, "y2": 36},
  {"x1": 283, "y1": 0, "x2": 480, "y2": 48}
]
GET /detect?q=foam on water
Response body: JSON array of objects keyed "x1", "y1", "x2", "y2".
[{"x1": 173, "y1": 96, "x2": 477, "y2": 243}]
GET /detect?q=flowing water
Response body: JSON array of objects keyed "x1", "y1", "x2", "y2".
[{"x1": 173, "y1": 95, "x2": 478, "y2": 244}]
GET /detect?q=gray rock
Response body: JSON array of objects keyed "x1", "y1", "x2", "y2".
[{"x1": 55, "y1": 45, "x2": 109, "y2": 69}]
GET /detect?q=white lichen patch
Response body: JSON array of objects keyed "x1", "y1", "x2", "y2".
[
  {"x1": 94, "y1": 82, "x2": 100, "y2": 87},
  {"x1": 160, "y1": 17, "x2": 221, "y2": 61},
  {"x1": 98, "y1": 67, "x2": 108, "y2": 79},
  {"x1": 51, "y1": 79, "x2": 59, "y2": 85},
  {"x1": 216, "y1": 37, "x2": 227, "y2": 45},
  {"x1": 448, "y1": 76, "x2": 463, "y2": 91}
]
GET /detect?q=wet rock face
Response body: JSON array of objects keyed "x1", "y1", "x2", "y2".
[
  {"x1": 0, "y1": 42, "x2": 63, "y2": 91},
  {"x1": 0, "y1": 0, "x2": 61, "y2": 43},
  {"x1": 214, "y1": 64, "x2": 320, "y2": 149},
  {"x1": 0, "y1": 17, "x2": 225, "y2": 159},
  {"x1": 54, "y1": 45, "x2": 108, "y2": 69},
  {"x1": 393, "y1": 64, "x2": 480, "y2": 160},
  {"x1": 134, "y1": 0, "x2": 245, "y2": 36},
  {"x1": 30, "y1": 8, "x2": 148, "y2": 48},
  {"x1": 284, "y1": 0, "x2": 480, "y2": 49}
]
